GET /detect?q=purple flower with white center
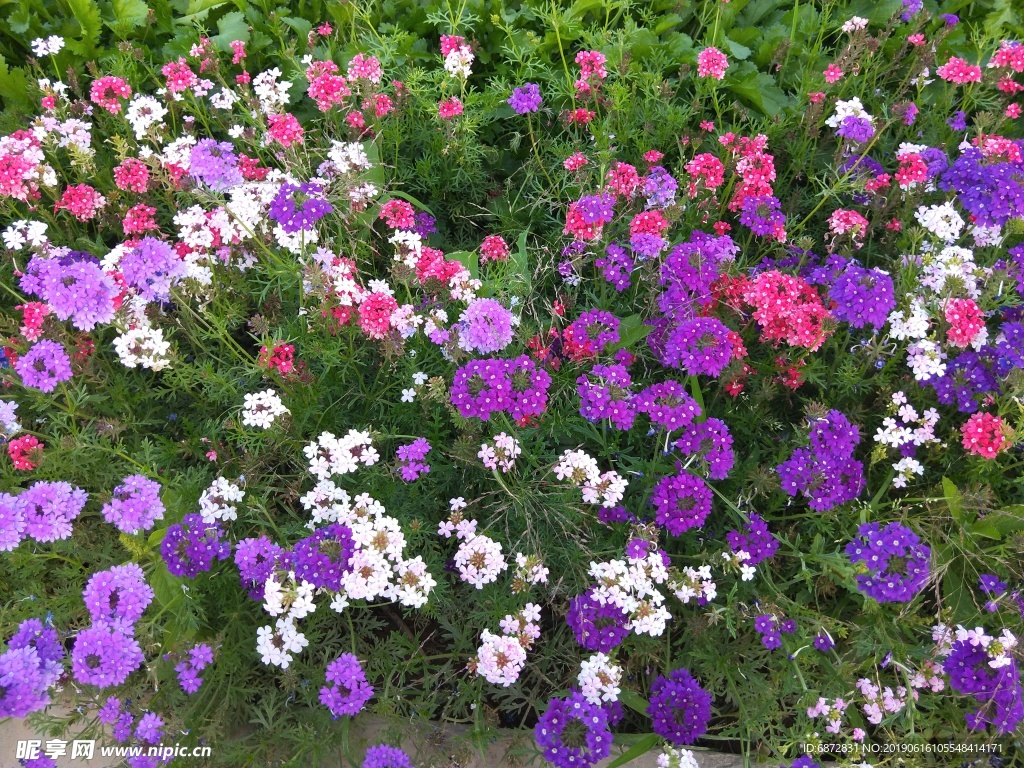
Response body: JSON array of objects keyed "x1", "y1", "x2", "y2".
[
  {"x1": 508, "y1": 83, "x2": 543, "y2": 114},
  {"x1": 160, "y1": 513, "x2": 232, "y2": 578},
  {"x1": 82, "y1": 563, "x2": 154, "y2": 631},
  {"x1": 134, "y1": 712, "x2": 164, "y2": 744},
  {"x1": 0, "y1": 492, "x2": 26, "y2": 551},
  {"x1": 845, "y1": 522, "x2": 930, "y2": 603},
  {"x1": 778, "y1": 411, "x2": 864, "y2": 512},
  {"x1": 319, "y1": 653, "x2": 374, "y2": 718},
  {"x1": 268, "y1": 181, "x2": 333, "y2": 233},
  {"x1": 658, "y1": 232, "x2": 738, "y2": 316},
  {"x1": 647, "y1": 667, "x2": 712, "y2": 745},
  {"x1": 577, "y1": 364, "x2": 636, "y2": 430},
  {"x1": 101, "y1": 474, "x2": 165, "y2": 534},
  {"x1": 835, "y1": 115, "x2": 875, "y2": 143},
  {"x1": 725, "y1": 513, "x2": 778, "y2": 566},
  {"x1": 506, "y1": 355, "x2": 551, "y2": 421},
  {"x1": 15, "y1": 340, "x2": 73, "y2": 393},
  {"x1": 9, "y1": 619, "x2": 63, "y2": 667},
  {"x1": 457, "y1": 298, "x2": 516, "y2": 354},
  {"x1": 944, "y1": 636, "x2": 1022, "y2": 734},
  {"x1": 235, "y1": 535, "x2": 284, "y2": 599},
  {"x1": 119, "y1": 237, "x2": 187, "y2": 303},
  {"x1": 534, "y1": 690, "x2": 613, "y2": 768},
  {"x1": 291, "y1": 523, "x2": 355, "y2": 591},
  {"x1": 643, "y1": 166, "x2": 678, "y2": 209},
  {"x1": 396, "y1": 437, "x2": 431, "y2": 481},
  {"x1": 650, "y1": 470, "x2": 712, "y2": 536},
  {"x1": 565, "y1": 310, "x2": 620, "y2": 358},
  {"x1": 174, "y1": 643, "x2": 213, "y2": 694},
  {"x1": 926, "y1": 351, "x2": 998, "y2": 414},
  {"x1": 674, "y1": 417, "x2": 734, "y2": 479},
  {"x1": 828, "y1": 264, "x2": 895, "y2": 329},
  {"x1": 809, "y1": 410, "x2": 860, "y2": 459},
  {"x1": 20, "y1": 480, "x2": 87, "y2": 543},
  {"x1": 450, "y1": 357, "x2": 512, "y2": 421},
  {"x1": 71, "y1": 625, "x2": 144, "y2": 688},
  {"x1": 0, "y1": 646, "x2": 52, "y2": 717},
  {"x1": 660, "y1": 317, "x2": 733, "y2": 377},
  {"x1": 813, "y1": 633, "x2": 834, "y2": 652},
  {"x1": 739, "y1": 195, "x2": 785, "y2": 237},
  {"x1": 566, "y1": 589, "x2": 631, "y2": 653},
  {"x1": 362, "y1": 745, "x2": 414, "y2": 768},
  {"x1": 979, "y1": 574, "x2": 1008, "y2": 612},
  {"x1": 575, "y1": 193, "x2": 616, "y2": 225},
  {"x1": 189, "y1": 138, "x2": 242, "y2": 191},
  {"x1": 21, "y1": 255, "x2": 117, "y2": 331},
  {"x1": 755, "y1": 614, "x2": 783, "y2": 649},
  {"x1": 947, "y1": 111, "x2": 968, "y2": 131},
  {"x1": 595, "y1": 243, "x2": 634, "y2": 291},
  {"x1": 634, "y1": 380, "x2": 701, "y2": 432},
  {"x1": 629, "y1": 231, "x2": 666, "y2": 259}
]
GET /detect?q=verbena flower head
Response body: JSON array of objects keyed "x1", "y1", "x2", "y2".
[
  {"x1": 457, "y1": 298, "x2": 516, "y2": 354},
  {"x1": 71, "y1": 625, "x2": 144, "y2": 688},
  {"x1": 235, "y1": 536, "x2": 284, "y2": 599},
  {"x1": 320, "y1": 653, "x2": 374, "y2": 718},
  {"x1": 828, "y1": 264, "x2": 895, "y2": 329},
  {"x1": 534, "y1": 690, "x2": 613, "y2": 768},
  {"x1": 362, "y1": 745, "x2": 414, "y2": 768},
  {"x1": 20, "y1": 254, "x2": 117, "y2": 331},
  {"x1": 15, "y1": 340, "x2": 73, "y2": 393},
  {"x1": 268, "y1": 181, "x2": 333, "y2": 233},
  {"x1": 508, "y1": 83, "x2": 542, "y2": 114},
  {"x1": 160, "y1": 513, "x2": 232, "y2": 578},
  {"x1": 119, "y1": 237, "x2": 187, "y2": 302},
  {"x1": 635, "y1": 380, "x2": 701, "y2": 432},
  {"x1": 650, "y1": 471, "x2": 712, "y2": 536},
  {"x1": 567, "y1": 589, "x2": 631, "y2": 652},
  {"x1": 660, "y1": 317, "x2": 733, "y2": 377},
  {"x1": 674, "y1": 417, "x2": 734, "y2": 480},
  {"x1": 577, "y1": 364, "x2": 636, "y2": 430},
  {"x1": 0, "y1": 492, "x2": 27, "y2": 551},
  {"x1": 647, "y1": 667, "x2": 712, "y2": 745},
  {"x1": 189, "y1": 138, "x2": 242, "y2": 191},
  {"x1": 20, "y1": 480, "x2": 88, "y2": 543},
  {"x1": 82, "y1": 563, "x2": 154, "y2": 631},
  {"x1": 101, "y1": 475, "x2": 165, "y2": 534},
  {"x1": 291, "y1": 523, "x2": 355, "y2": 590},
  {"x1": 846, "y1": 522, "x2": 930, "y2": 603}
]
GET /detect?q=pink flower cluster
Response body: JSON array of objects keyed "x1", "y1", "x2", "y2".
[
  {"x1": 937, "y1": 57, "x2": 983, "y2": 84},
  {"x1": 696, "y1": 47, "x2": 729, "y2": 80},
  {"x1": 743, "y1": 270, "x2": 832, "y2": 351},
  {"x1": 960, "y1": 413, "x2": 1009, "y2": 459},
  {"x1": 944, "y1": 298, "x2": 985, "y2": 347},
  {"x1": 90, "y1": 76, "x2": 132, "y2": 114}
]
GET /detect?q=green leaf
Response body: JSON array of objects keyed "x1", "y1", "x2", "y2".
[
  {"x1": 605, "y1": 734, "x2": 659, "y2": 768},
  {"x1": 0, "y1": 54, "x2": 31, "y2": 108},
  {"x1": 969, "y1": 507, "x2": 1024, "y2": 540},
  {"x1": 7, "y1": 6, "x2": 31, "y2": 35},
  {"x1": 448, "y1": 250, "x2": 478, "y2": 280},
  {"x1": 725, "y1": 67, "x2": 791, "y2": 116},
  {"x1": 212, "y1": 10, "x2": 249, "y2": 51},
  {"x1": 386, "y1": 190, "x2": 434, "y2": 216},
  {"x1": 609, "y1": 314, "x2": 652, "y2": 351},
  {"x1": 617, "y1": 688, "x2": 649, "y2": 715},
  {"x1": 942, "y1": 476, "x2": 964, "y2": 523},
  {"x1": 511, "y1": 230, "x2": 531, "y2": 290},
  {"x1": 724, "y1": 37, "x2": 752, "y2": 60},
  {"x1": 64, "y1": 0, "x2": 103, "y2": 56},
  {"x1": 281, "y1": 15, "x2": 312, "y2": 38},
  {"x1": 107, "y1": 0, "x2": 149, "y2": 36}
]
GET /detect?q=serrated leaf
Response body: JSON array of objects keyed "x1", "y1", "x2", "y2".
[
  {"x1": 212, "y1": 10, "x2": 248, "y2": 51},
  {"x1": 107, "y1": 0, "x2": 149, "y2": 35},
  {"x1": 64, "y1": 0, "x2": 102, "y2": 56},
  {"x1": 281, "y1": 15, "x2": 312, "y2": 38},
  {"x1": 724, "y1": 37, "x2": 752, "y2": 59},
  {"x1": 726, "y1": 67, "x2": 791, "y2": 116},
  {"x1": 7, "y1": 6, "x2": 31, "y2": 34}
]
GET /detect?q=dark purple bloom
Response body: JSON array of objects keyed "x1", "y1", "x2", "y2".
[
  {"x1": 566, "y1": 589, "x2": 631, "y2": 652},
  {"x1": 944, "y1": 636, "x2": 1022, "y2": 734},
  {"x1": 947, "y1": 111, "x2": 968, "y2": 131},
  {"x1": 396, "y1": 437, "x2": 431, "y2": 481},
  {"x1": 235, "y1": 535, "x2": 284, "y2": 599},
  {"x1": 828, "y1": 264, "x2": 895, "y2": 329},
  {"x1": 738, "y1": 195, "x2": 785, "y2": 237},
  {"x1": 9, "y1": 619, "x2": 62, "y2": 666},
  {"x1": 413, "y1": 211, "x2": 436, "y2": 239},
  {"x1": 674, "y1": 417, "x2": 734, "y2": 479},
  {"x1": 634, "y1": 380, "x2": 701, "y2": 432},
  {"x1": 836, "y1": 116, "x2": 875, "y2": 143},
  {"x1": 268, "y1": 181, "x2": 333, "y2": 233},
  {"x1": 660, "y1": 317, "x2": 733, "y2": 377},
  {"x1": 0, "y1": 646, "x2": 54, "y2": 717},
  {"x1": 813, "y1": 634, "x2": 834, "y2": 652},
  {"x1": 320, "y1": 653, "x2": 374, "y2": 718},
  {"x1": 134, "y1": 712, "x2": 164, "y2": 743},
  {"x1": 643, "y1": 166, "x2": 678, "y2": 209},
  {"x1": 534, "y1": 691, "x2": 613, "y2": 768},
  {"x1": 577, "y1": 364, "x2": 636, "y2": 430},
  {"x1": 650, "y1": 470, "x2": 712, "y2": 535},
  {"x1": 71, "y1": 626, "x2": 144, "y2": 688},
  {"x1": 647, "y1": 667, "x2": 712, "y2": 745},
  {"x1": 362, "y1": 745, "x2": 414, "y2": 768},
  {"x1": 595, "y1": 243, "x2": 634, "y2": 291},
  {"x1": 846, "y1": 522, "x2": 930, "y2": 603},
  {"x1": 726, "y1": 513, "x2": 778, "y2": 566},
  {"x1": 291, "y1": 523, "x2": 355, "y2": 591},
  {"x1": 900, "y1": 0, "x2": 922, "y2": 21},
  {"x1": 160, "y1": 513, "x2": 232, "y2": 578}
]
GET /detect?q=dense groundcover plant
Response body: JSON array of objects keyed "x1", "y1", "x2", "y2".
[{"x1": 1, "y1": 1, "x2": 1024, "y2": 767}]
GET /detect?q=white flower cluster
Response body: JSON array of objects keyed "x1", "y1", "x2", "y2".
[
  {"x1": 841, "y1": 16, "x2": 868, "y2": 33},
  {"x1": 920, "y1": 245, "x2": 981, "y2": 298},
  {"x1": 199, "y1": 477, "x2": 244, "y2": 524},
  {"x1": 670, "y1": 565, "x2": 718, "y2": 604},
  {"x1": 241, "y1": 389, "x2": 289, "y2": 429},
  {"x1": 0, "y1": 399, "x2": 21, "y2": 439},
  {"x1": 125, "y1": 95, "x2": 168, "y2": 140},
  {"x1": 589, "y1": 552, "x2": 671, "y2": 637},
  {"x1": 886, "y1": 296, "x2": 931, "y2": 341},
  {"x1": 252, "y1": 68, "x2": 291, "y2": 113},
  {"x1": 30, "y1": 36, "x2": 64, "y2": 56},
  {"x1": 554, "y1": 449, "x2": 628, "y2": 508},
  {"x1": 825, "y1": 97, "x2": 873, "y2": 129},
  {"x1": 299, "y1": 479, "x2": 351, "y2": 527},
  {"x1": 443, "y1": 44, "x2": 474, "y2": 79},
  {"x1": 401, "y1": 371, "x2": 430, "y2": 402},
  {"x1": 264, "y1": 570, "x2": 316, "y2": 621},
  {"x1": 325, "y1": 141, "x2": 371, "y2": 175},
  {"x1": 478, "y1": 432, "x2": 522, "y2": 473},
  {"x1": 905, "y1": 340, "x2": 947, "y2": 381},
  {"x1": 255, "y1": 618, "x2": 307, "y2": 669},
  {"x1": 657, "y1": 747, "x2": 700, "y2": 768},
  {"x1": 304, "y1": 430, "x2": 380, "y2": 478},
  {"x1": 873, "y1": 392, "x2": 940, "y2": 488},
  {"x1": 454, "y1": 531, "x2": 508, "y2": 589},
  {"x1": 3, "y1": 220, "x2": 48, "y2": 250},
  {"x1": 578, "y1": 653, "x2": 622, "y2": 704},
  {"x1": 915, "y1": 203, "x2": 964, "y2": 243},
  {"x1": 513, "y1": 553, "x2": 549, "y2": 590},
  {"x1": 474, "y1": 604, "x2": 541, "y2": 687},
  {"x1": 113, "y1": 326, "x2": 172, "y2": 371}
]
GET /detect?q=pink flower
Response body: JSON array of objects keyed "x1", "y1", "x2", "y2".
[
  {"x1": 907, "y1": 33, "x2": 926, "y2": 46},
  {"x1": 824, "y1": 63, "x2": 844, "y2": 83},
  {"x1": 347, "y1": 53, "x2": 383, "y2": 83},
  {"x1": 944, "y1": 298, "x2": 985, "y2": 347},
  {"x1": 696, "y1": 47, "x2": 729, "y2": 80},
  {"x1": 480, "y1": 235, "x2": 510, "y2": 263},
  {"x1": 960, "y1": 413, "x2": 1009, "y2": 458},
  {"x1": 563, "y1": 152, "x2": 588, "y2": 171},
  {"x1": 808, "y1": 91, "x2": 826, "y2": 103},
  {"x1": 267, "y1": 113, "x2": 304, "y2": 147},
  {"x1": 937, "y1": 56, "x2": 982, "y2": 84},
  {"x1": 1007, "y1": 103, "x2": 1021, "y2": 119},
  {"x1": 438, "y1": 97, "x2": 463, "y2": 120},
  {"x1": 379, "y1": 199, "x2": 415, "y2": 229},
  {"x1": 230, "y1": 40, "x2": 246, "y2": 64},
  {"x1": 643, "y1": 150, "x2": 664, "y2": 163},
  {"x1": 15, "y1": 302, "x2": 49, "y2": 341},
  {"x1": 89, "y1": 76, "x2": 132, "y2": 114},
  {"x1": 54, "y1": 184, "x2": 105, "y2": 221},
  {"x1": 7, "y1": 435, "x2": 42, "y2": 470},
  {"x1": 358, "y1": 292, "x2": 398, "y2": 338},
  {"x1": 113, "y1": 158, "x2": 149, "y2": 193},
  {"x1": 161, "y1": 58, "x2": 198, "y2": 93}
]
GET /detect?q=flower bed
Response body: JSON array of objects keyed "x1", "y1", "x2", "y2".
[{"x1": 0, "y1": 5, "x2": 1023, "y2": 768}]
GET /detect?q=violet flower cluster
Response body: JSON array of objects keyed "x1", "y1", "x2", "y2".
[{"x1": 777, "y1": 410, "x2": 865, "y2": 512}]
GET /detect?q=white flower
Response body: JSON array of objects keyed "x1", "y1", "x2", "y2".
[
  {"x1": 578, "y1": 653, "x2": 622, "y2": 704},
  {"x1": 825, "y1": 97, "x2": 873, "y2": 129},
  {"x1": 915, "y1": 203, "x2": 964, "y2": 243},
  {"x1": 30, "y1": 36, "x2": 64, "y2": 57},
  {"x1": 255, "y1": 618, "x2": 307, "y2": 669},
  {"x1": 125, "y1": 95, "x2": 168, "y2": 140},
  {"x1": 113, "y1": 327, "x2": 172, "y2": 370},
  {"x1": 412, "y1": 372, "x2": 428, "y2": 386},
  {"x1": 241, "y1": 389, "x2": 289, "y2": 429},
  {"x1": 443, "y1": 46, "x2": 474, "y2": 79},
  {"x1": 554, "y1": 449, "x2": 600, "y2": 485},
  {"x1": 401, "y1": 388, "x2": 416, "y2": 403},
  {"x1": 455, "y1": 533, "x2": 507, "y2": 588},
  {"x1": 449, "y1": 497, "x2": 467, "y2": 512},
  {"x1": 199, "y1": 477, "x2": 244, "y2": 523},
  {"x1": 841, "y1": 16, "x2": 868, "y2": 33},
  {"x1": 475, "y1": 630, "x2": 527, "y2": 686},
  {"x1": 252, "y1": 68, "x2": 291, "y2": 113},
  {"x1": 394, "y1": 556, "x2": 436, "y2": 608}
]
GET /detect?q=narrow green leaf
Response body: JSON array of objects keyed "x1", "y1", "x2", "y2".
[{"x1": 605, "y1": 733, "x2": 660, "y2": 768}]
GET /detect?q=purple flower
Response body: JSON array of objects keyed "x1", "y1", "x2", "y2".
[
  {"x1": 634, "y1": 380, "x2": 701, "y2": 432},
  {"x1": 234, "y1": 535, "x2": 284, "y2": 599},
  {"x1": 396, "y1": 438, "x2": 431, "y2": 482},
  {"x1": 534, "y1": 691, "x2": 613, "y2": 768},
  {"x1": 643, "y1": 166, "x2": 678, "y2": 209},
  {"x1": 903, "y1": 102, "x2": 919, "y2": 126},
  {"x1": 674, "y1": 417, "x2": 734, "y2": 479},
  {"x1": 777, "y1": 411, "x2": 864, "y2": 512},
  {"x1": 0, "y1": 646, "x2": 54, "y2": 717},
  {"x1": 566, "y1": 589, "x2": 631, "y2": 652},
  {"x1": 134, "y1": 712, "x2": 164, "y2": 743},
  {"x1": 101, "y1": 475, "x2": 165, "y2": 534},
  {"x1": 413, "y1": 212, "x2": 436, "y2": 239},
  {"x1": 595, "y1": 243, "x2": 634, "y2": 291},
  {"x1": 944, "y1": 636, "x2": 1022, "y2": 734},
  {"x1": 320, "y1": 653, "x2": 374, "y2": 718},
  {"x1": 20, "y1": 254, "x2": 117, "y2": 331},
  {"x1": 82, "y1": 563, "x2": 154, "y2": 632},
  {"x1": 362, "y1": 745, "x2": 414, "y2": 768},
  {"x1": 290, "y1": 523, "x2": 355, "y2": 591},
  {"x1": 629, "y1": 231, "x2": 666, "y2": 259},
  {"x1": 650, "y1": 470, "x2": 712, "y2": 536},
  {"x1": 813, "y1": 633, "x2": 834, "y2": 652},
  {"x1": 160, "y1": 513, "x2": 232, "y2": 578},
  {"x1": 828, "y1": 264, "x2": 895, "y2": 329},
  {"x1": 20, "y1": 480, "x2": 88, "y2": 543},
  {"x1": 577, "y1": 364, "x2": 636, "y2": 430},
  {"x1": 725, "y1": 513, "x2": 778, "y2": 566},
  {"x1": 450, "y1": 356, "x2": 550, "y2": 422},
  {"x1": 565, "y1": 310, "x2": 621, "y2": 357},
  {"x1": 900, "y1": 0, "x2": 922, "y2": 21},
  {"x1": 845, "y1": 522, "x2": 930, "y2": 603},
  {"x1": 660, "y1": 317, "x2": 733, "y2": 377},
  {"x1": 835, "y1": 116, "x2": 875, "y2": 143},
  {"x1": 926, "y1": 351, "x2": 998, "y2": 414},
  {"x1": 947, "y1": 110, "x2": 968, "y2": 131},
  {"x1": 268, "y1": 181, "x2": 333, "y2": 233},
  {"x1": 119, "y1": 238, "x2": 187, "y2": 302},
  {"x1": 658, "y1": 232, "x2": 738, "y2": 316},
  {"x1": 189, "y1": 138, "x2": 242, "y2": 191},
  {"x1": 739, "y1": 195, "x2": 785, "y2": 237},
  {"x1": 0, "y1": 492, "x2": 26, "y2": 551},
  {"x1": 71, "y1": 626, "x2": 144, "y2": 688},
  {"x1": 647, "y1": 667, "x2": 712, "y2": 745},
  {"x1": 457, "y1": 298, "x2": 515, "y2": 354},
  {"x1": 15, "y1": 340, "x2": 73, "y2": 393},
  {"x1": 508, "y1": 83, "x2": 543, "y2": 114},
  {"x1": 9, "y1": 619, "x2": 62, "y2": 666}
]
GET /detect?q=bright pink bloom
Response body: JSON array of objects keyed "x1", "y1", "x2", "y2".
[
  {"x1": 808, "y1": 91, "x2": 826, "y2": 104},
  {"x1": 563, "y1": 152, "x2": 588, "y2": 171},
  {"x1": 346, "y1": 111, "x2": 366, "y2": 130},
  {"x1": 230, "y1": 40, "x2": 246, "y2": 64},
  {"x1": 161, "y1": 58, "x2": 199, "y2": 93},
  {"x1": 379, "y1": 200, "x2": 415, "y2": 229},
  {"x1": 113, "y1": 158, "x2": 149, "y2": 193},
  {"x1": 895, "y1": 153, "x2": 927, "y2": 189},
  {"x1": 15, "y1": 302, "x2": 49, "y2": 341},
  {"x1": 358, "y1": 292, "x2": 398, "y2": 338},
  {"x1": 373, "y1": 94, "x2": 394, "y2": 117},
  {"x1": 480, "y1": 235, "x2": 510, "y2": 263},
  {"x1": 347, "y1": 53, "x2": 383, "y2": 83},
  {"x1": 685, "y1": 153, "x2": 725, "y2": 194},
  {"x1": 643, "y1": 150, "x2": 664, "y2": 164},
  {"x1": 438, "y1": 97, "x2": 463, "y2": 120},
  {"x1": 54, "y1": 184, "x2": 105, "y2": 221},
  {"x1": 990, "y1": 41, "x2": 1024, "y2": 72},
  {"x1": 89, "y1": 76, "x2": 132, "y2": 114},
  {"x1": 824, "y1": 63, "x2": 844, "y2": 84},
  {"x1": 122, "y1": 204, "x2": 159, "y2": 235},
  {"x1": 907, "y1": 34, "x2": 926, "y2": 46},
  {"x1": 960, "y1": 413, "x2": 1009, "y2": 458},
  {"x1": 440, "y1": 35, "x2": 466, "y2": 57},
  {"x1": 743, "y1": 270, "x2": 832, "y2": 351},
  {"x1": 696, "y1": 47, "x2": 729, "y2": 79},
  {"x1": 937, "y1": 57, "x2": 982, "y2": 84},
  {"x1": 944, "y1": 298, "x2": 985, "y2": 347},
  {"x1": 7, "y1": 435, "x2": 42, "y2": 470},
  {"x1": 605, "y1": 162, "x2": 641, "y2": 197},
  {"x1": 827, "y1": 209, "x2": 870, "y2": 249},
  {"x1": 267, "y1": 113, "x2": 304, "y2": 147},
  {"x1": 1007, "y1": 103, "x2": 1021, "y2": 119}
]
